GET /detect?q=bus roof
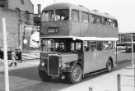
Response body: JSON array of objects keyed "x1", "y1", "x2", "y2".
[
  {"x1": 43, "y1": 3, "x2": 89, "y2": 12},
  {"x1": 42, "y1": 3, "x2": 116, "y2": 20},
  {"x1": 40, "y1": 36, "x2": 118, "y2": 41},
  {"x1": 90, "y1": 10, "x2": 116, "y2": 20}
]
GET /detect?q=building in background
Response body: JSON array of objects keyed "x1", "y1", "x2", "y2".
[
  {"x1": 0, "y1": 0, "x2": 37, "y2": 51},
  {"x1": 30, "y1": 4, "x2": 41, "y2": 49},
  {"x1": 118, "y1": 33, "x2": 135, "y2": 44},
  {"x1": 118, "y1": 33, "x2": 135, "y2": 52},
  {"x1": 0, "y1": 0, "x2": 33, "y2": 11}
]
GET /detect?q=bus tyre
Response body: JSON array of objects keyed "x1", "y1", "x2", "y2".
[
  {"x1": 38, "y1": 70, "x2": 50, "y2": 81},
  {"x1": 67, "y1": 64, "x2": 82, "y2": 83},
  {"x1": 106, "y1": 59, "x2": 113, "y2": 72}
]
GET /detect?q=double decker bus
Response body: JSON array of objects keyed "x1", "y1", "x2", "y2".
[{"x1": 38, "y1": 3, "x2": 119, "y2": 83}]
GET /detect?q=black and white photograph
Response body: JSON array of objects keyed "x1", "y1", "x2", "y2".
[{"x1": 0, "y1": 0, "x2": 134, "y2": 91}]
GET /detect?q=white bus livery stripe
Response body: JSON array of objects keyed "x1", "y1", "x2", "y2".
[{"x1": 40, "y1": 36, "x2": 118, "y2": 41}]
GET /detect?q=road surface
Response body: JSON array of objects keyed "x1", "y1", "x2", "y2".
[{"x1": 0, "y1": 59, "x2": 131, "y2": 91}]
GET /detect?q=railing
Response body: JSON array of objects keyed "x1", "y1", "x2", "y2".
[{"x1": 117, "y1": 74, "x2": 134, "y2": 91}]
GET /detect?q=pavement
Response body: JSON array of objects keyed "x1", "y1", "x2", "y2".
[
  {"x1": 22, "y1": 51, "x2": 40, "y2": 60},
  {"x1": 0, "y1": 59, "x2": 39, "y2": 72},
  {"x1": 0, "y1": 50, "x2": 40, "y2": 72},
  {"x1": 59, "y1": 65, "x2": 134, "y2": 91}
]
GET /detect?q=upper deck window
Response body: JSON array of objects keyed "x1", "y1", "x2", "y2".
[
  {"x1": 55, "y1": 9, "x2": 69, "y2": 21},
  {"x1": 89, "y1": 14, "x2": 95, "y2": 24},
  {"x1": 93, "y1": 15, "x2": 101, "y2": 24},
  {"x1": 41, "y1": 9, "x2": 69, "y2": 22},
  {"x1": 81, "y1": 12, "x2": 89, "y2": 23},
  {"x1": 71, "y1": 10, "x2": 79, "y2": 22},
  {"x1": 41, "y1": 10, "x2": 54, "y2": 22},
  {"x1": 113, "y1": 20, "x2": 118, "y2": 28}
]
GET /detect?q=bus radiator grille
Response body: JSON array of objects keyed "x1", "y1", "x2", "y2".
[{"x1": 48, "y1": 55, "x2": 59, "y2": 76}]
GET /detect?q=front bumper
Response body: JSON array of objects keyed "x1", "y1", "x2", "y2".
[{"x1": 38, "y1": 64, "x2": 72, "y2": 78}]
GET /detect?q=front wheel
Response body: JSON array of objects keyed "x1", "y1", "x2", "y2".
[
  {"x1": 67, "y1": 65, "x2": 83, "y2": 83},
  {"x1": 38, "y1": 70, "x2": 50, "y2": 81},
  {"x1": 106, "y1": 59, "x2": 113, "y2": 72}
]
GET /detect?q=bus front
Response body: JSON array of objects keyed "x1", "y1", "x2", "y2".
[
  {"x1": 38, "y1": 37, "x2": 84, "y2": 83},
  {"x1": 39, "y1": 4, "x2": 83, "y2": 83}
]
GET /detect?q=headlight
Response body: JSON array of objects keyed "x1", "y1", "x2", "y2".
[
  {"x1": 62, "y1": 63, "x2": 70, "y2": 68},
  {"x1": 65, "y1": 63, "x2": 70, "y2": 68},
  {"x1": 59, "y1": 56, "x2": 62, "y2": 67},
  {"x1": 41, "y1": 62, "x2": 45, "y2": 66}
]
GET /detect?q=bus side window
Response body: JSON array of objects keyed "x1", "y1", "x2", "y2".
[
  {"x1": 71, "y1": 42, "x2": 75, "y2": 51},
  {"x1": 105, "y1": 18, "x2": 113, "y2": 26},
  {"x1": 109, "y1": 19, "x2": 114, "y2": 27},
  {"x1": 76, "y1": 42, "x2": 82, "y2": 51},
  {"x1": 81, "y1": 12, "x2": 89, "y2": 23},
  {"x1": 41, "y1": 40, "x2": 49, "y2": 52},
  {"x1": 113, "y1": 20, "x2": 118, "y2": 28},
  {"x1": 84, "y1": 41, "x2": 90, "y2": 51},
  {"x1": 41, "y1": 12, "x2": 48, "y2": 22},
  {"x1": 55, "y1": 9, "x2": 69, "y2": 21},
  {"x1": 93, "y1": 15, "x2": 101, "y2": 24},
  {"x1": 89, "y1": 41, "x2": 97, "y2": 51},
  {"x1": 101, "y1": 17, "x2": 106, "y2": 25},
  {"x1": 89, "y1": 14, "x2": 94, "y2": 24},
  {"x1": 103, "y1": 41, "x2": 114, "y2": 50},
  {"x1": 96, "y1": 16, "x2": 101, "y2": 24},
  {"x1": 96, "y1": 41, "x2": 103, "y2": 51},
  {"x1": 93, "y1": 15, "x2": 97, "y2": 24},
  {"x1": 105, "y1": 18, "x2": 108, "y2": 25},
  {"x1": 71, "y1": 10, "x2": 79, "y2": 22}
]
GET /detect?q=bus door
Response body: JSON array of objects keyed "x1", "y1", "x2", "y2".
[
  {"x1": 83, "y1": 41, "x2": 98, "y2": 74},
  {"x1": 94, "y1": 41, "x2": 106, "y2": 70},
  {"x1": 83, "y1": 41, "x2": 106, "y2": 74}
]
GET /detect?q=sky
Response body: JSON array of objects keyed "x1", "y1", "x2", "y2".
[{"x1": 31, "y1": 0, "x2": 135, "y2": 33}]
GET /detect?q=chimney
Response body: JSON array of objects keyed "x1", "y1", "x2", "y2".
[{"x1": 37, "y1": 4, "x2": 41, "y2": 15}]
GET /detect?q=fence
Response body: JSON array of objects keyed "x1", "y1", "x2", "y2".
[{"x1": 117, "y1": 73, "x2": 134, "y2": 91}]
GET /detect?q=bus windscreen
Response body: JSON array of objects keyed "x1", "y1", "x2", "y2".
[{"x1": 41, "y1": 9, "x2": 69, "y2": 22}]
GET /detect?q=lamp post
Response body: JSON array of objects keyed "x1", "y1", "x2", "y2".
[
  {"x1": 131, "y1": 33, "x2": 134, "y2": 67},
  {"x1": 131, "y1": 33, "x2": 135, "y2": 89},
  {"x1": 2, "y1": 18, "x2": 10, "y2": 91}
]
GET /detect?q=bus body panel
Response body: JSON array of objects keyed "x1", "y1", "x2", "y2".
[
  {"x1": 69, "y1": 21, "x2": 81, "y2": 36},
  {"x1": 83, "y1": 49, "x2": 97, "y2": 73},
  {"x1": 87, "y1": 24, "x2": 118, "y2": 38},
  {"x1": 40, "y1": 21, "x2": 70, "y2": 37},
  {"x1": 80, "y1": 22, "x2": 89, "y2": 36},
  {"x1": 41, "y1": 3, "x2": 118, "y2": 38},
  {"x1": 41, "y1": 22, "x2": 118, "y2": 38},
  {"x1": 83, "y1": 43, "x2": 117, "y2": 74}
]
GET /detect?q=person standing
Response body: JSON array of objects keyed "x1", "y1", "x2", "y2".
[
  {"x1": 0, "y1": 49, "x2": 3, "y2": 63},
  {"x1": 9, "y1": 50, "x2": 17, "y2": 67}
]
